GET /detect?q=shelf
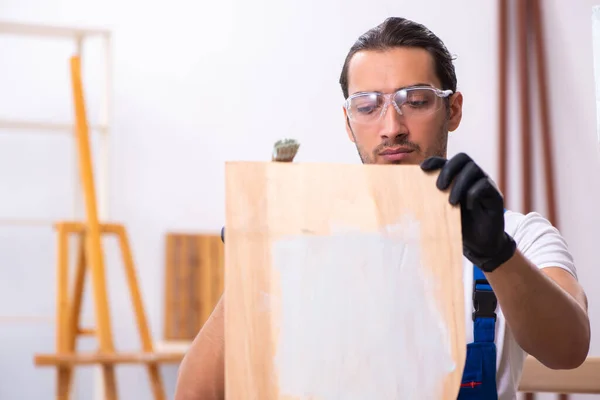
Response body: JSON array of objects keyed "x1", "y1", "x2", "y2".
[
  {"x1": 0, "y1": 218, "x2": 57, "y2": 227},
  {"x1": 0, "y1": 315, "x2": 54, "y2": 324},
  {"x1": 0, "y1": 21, "x2": 110, "y2": 39},
  {"x1": 0, "y1": 119, "x2": 108, "y2": 134}
]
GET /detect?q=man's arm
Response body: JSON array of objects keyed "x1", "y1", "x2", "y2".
[
  {"x1": 486, "y1": 251, "x2": 590, "y2": 369},
  {"x1": 420, "y1": 153, "x2": 591, "y2": 370},
  {"x1": 174, "y1": 296, "x2": 225, "y2": 400}
]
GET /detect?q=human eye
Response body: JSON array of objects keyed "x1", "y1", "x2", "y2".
[
  {"x1": 406, "y1": 90, "x2": 434, "y2": 108},
  {"x1": 351, "y1": 94, "x2": 381, "y2": 114}
]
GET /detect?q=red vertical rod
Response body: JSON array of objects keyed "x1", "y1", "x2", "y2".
[
  {"x1": 531, "y1": 0, "x2": 558, "y2": 226},
  {"x1": 498, "y1": 0, "x2": 509, "y2": 200},
  {"x1": 517, "y1": 0, "x2": 533, "y2": 213}
]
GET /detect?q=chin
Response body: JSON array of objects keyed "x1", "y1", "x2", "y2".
[
  {"x1": 377, "y1": 157, "x2": 419, "y2": 166},
  {"x1": 378, "y1": 159, "x2": 403, "y2": 165}
]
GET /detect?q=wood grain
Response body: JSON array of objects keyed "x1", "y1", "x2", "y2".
[
  {"x1": 164, "y1": 233, "x2": 224, "y2": 340},
  {"x1": 224, "y1": 162, "x2": 465, "y2": 399}
]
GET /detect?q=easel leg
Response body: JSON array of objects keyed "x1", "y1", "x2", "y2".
[
  {"x1": 103, "y1": 367, "x2": 118, "y2": 400},
  {"x1": 82, "y1": 229, "x2": 117, "y2": 400},
  {"x1": 56, "y1": 225, "x2": 72, "y2": 400},
  {"x1": 116, "y1": 226, "x2": 166, "y2": 400},
  {"x1": 64, "y1": 234, "x2": 87, "y2": 393},
  {"x1": 57, "y1": 370, "x2": 71, "y2": 400},
  {"x1": 71, "y1": 55, "x2": 118, "y2": 400}
]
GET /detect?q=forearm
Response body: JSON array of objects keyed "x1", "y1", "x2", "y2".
[
  {"x1": 174, "y1": 296, "x2": 226, "y2": 400},
  {"x1": 485, "y1": 250, "x2": 590, "y2": 369}
]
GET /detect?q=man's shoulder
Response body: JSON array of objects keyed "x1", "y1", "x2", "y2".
[
  {"x1": 503, "y1": 209, "x2": 577, "y2": 278},
  {"x1": 503, "y1": 209, "x2": 558, "y2": 239}
]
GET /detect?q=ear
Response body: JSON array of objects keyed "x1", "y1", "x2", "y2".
[
  {"x1": 343, "y1": 107, "x2": 356, "y2": 143},
  {"x1": 447, "y1": 92, "x2": 463, "y2": 132}
]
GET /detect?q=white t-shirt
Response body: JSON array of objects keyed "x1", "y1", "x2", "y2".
[{"x1": 462, "y1": 210, "x2": 577, "y2": 400}]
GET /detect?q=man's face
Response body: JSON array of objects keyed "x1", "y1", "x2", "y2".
[{"x1": 343, "y1": 47, "x2": 463, "y2": 165}]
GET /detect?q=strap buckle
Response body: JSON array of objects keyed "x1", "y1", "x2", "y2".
[{"x1": 472, "y1": 279, "x2": 497, "y2": 321}]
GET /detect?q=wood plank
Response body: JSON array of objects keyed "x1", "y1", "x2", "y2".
[
  {"x1": 519, "y1": 356, "x2": 600, "y2": 394},
  {"x1": 164, "y1": 235, "x2": 175, "y2": 339},
  {"x1": 178, "y1": 236, "x2": 189, "y2": 339},
  {"x1": 164, "y1": 233, "x2": 224, "y2": 341},
  {"x1": 199, "y1": 235, "x2": 210, "y2": 335},
  {"x1": 34, "y1": 352, "x2": 185, "y2": 366},
  {"x1": 224, "y1": 162, "x2": 465, "y2": 399},
  {"x1": 211, "y1": 235, "x2": 225, "y2": 311}
]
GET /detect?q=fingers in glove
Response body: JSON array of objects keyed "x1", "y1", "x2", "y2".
[
  {"x1": 449, "y1": 161, "x2": 485, "y2": 205},
  {"x1": 436, "y1": 153, "x2": 472, "y2": 190},
  {"x1": 465, "y1": 177, "x2": 495, "y2": 210},
  {"x1": 420, "y1": 156, "x2": 447, "y2": 171}
]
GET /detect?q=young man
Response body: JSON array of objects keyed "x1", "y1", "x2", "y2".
[{"x1": 174, "y1": 17, "x2": 590, "y2": 400}]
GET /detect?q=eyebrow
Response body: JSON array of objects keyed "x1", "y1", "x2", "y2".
[
  {"x1": 351, "y1": 83, "x2": 434, "y2": 96},
  {"x1": 393, "y1": 83, "x2": 434, "y2": 91}
]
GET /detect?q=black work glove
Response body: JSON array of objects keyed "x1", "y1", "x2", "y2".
[{"x1": 420, "y1": 153, "x2": 516, "y2": 272}]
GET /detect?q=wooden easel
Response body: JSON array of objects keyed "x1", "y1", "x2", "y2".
[{"x1": 34, "y1": 56, "x2": 182, "y2": 399}]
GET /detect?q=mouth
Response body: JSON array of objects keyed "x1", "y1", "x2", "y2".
[{"x1": 378, "y1": 147, "x2": 415, "y2": 162}]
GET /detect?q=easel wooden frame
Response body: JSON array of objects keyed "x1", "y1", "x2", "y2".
[
  {"x1": 0, "y1": 20, "x2": 113, "y2": 399},
  {"x1": 32, "y1": 53, "x2": 182, "y2": 400}
]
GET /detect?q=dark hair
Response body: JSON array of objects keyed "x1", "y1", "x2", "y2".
[{"x1": 339, "y1": 17, "x2": 457, "y2": 99}]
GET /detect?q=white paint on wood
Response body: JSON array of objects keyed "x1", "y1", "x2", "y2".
[{"x1": 271, "y1": 214, "x2": 455, "y2": 399}]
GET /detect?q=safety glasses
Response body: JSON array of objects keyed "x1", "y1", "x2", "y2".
[{"x1": 344, "y1": 86, "x2": 453, "y2": 124}]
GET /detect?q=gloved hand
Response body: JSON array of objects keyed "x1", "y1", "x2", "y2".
[
  {"x1": 420, "y1": 152, "x2": 516, "y2": 272},
  {"x1": 221, "y1": 226, "x2": 225, "y2": 243}
]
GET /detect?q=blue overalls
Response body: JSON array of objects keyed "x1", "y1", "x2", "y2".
[
  {"x1": 457, "y1": 264, "x2": 498, "y2": 399},
  {"x1": 458, "y1": 207, "x2": 508, "y2": 399}
]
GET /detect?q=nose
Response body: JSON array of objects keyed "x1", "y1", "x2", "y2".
[{"x1": 379, "y1": 100, "x2": 406, "y2": 139}]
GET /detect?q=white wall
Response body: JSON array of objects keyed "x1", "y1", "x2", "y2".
[{"x1": 0, "y1": 0, "x2": 598, "y2": 399}]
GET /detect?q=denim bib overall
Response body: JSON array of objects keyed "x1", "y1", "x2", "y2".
[
  {"x1": 457, "y1": 264, "x2": 499, "y2": 399},
  {"x1": 457, "y1": 210, "x2": 505, "y2": 399}
]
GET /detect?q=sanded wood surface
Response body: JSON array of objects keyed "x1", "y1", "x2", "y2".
[
  {"x1": 519, "y1": 356, "x2": 600, "y2": 394},
  {"x1": 164, "y1": 233, "x2": 224, "y2": 340},
  {"x1": 224, "y1": 162, "x2": 465, "y2": 399}
]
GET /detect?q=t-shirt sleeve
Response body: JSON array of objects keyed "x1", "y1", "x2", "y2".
[{"x1": 509, "y1": 211, "x2": 577, "y2": 279}]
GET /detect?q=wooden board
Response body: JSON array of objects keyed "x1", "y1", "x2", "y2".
[
  {"x1": 164, "y1": 233, "x2": 224, "y2": 340},
  {"x1": 519, "y1": 355, "x2": 600, "y2": 394},
  {"x1": 224, "y1": 162, "x2": 465, "y2": 399}
]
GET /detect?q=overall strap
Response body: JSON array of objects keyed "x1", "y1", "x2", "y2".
[
  {"x1": 472, "y1": 265, "x2": 497, "y2": 343},
  {"x1": 472, "y1": 208, "x2": 505, "y2": 342},
  {"x1": 458, "y1": 210, "x2": 506, "y2": 399}
]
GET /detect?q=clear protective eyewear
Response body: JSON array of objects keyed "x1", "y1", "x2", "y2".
[{"x1": 344, "y1": 86, "x2": 453, "y2": 124}]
